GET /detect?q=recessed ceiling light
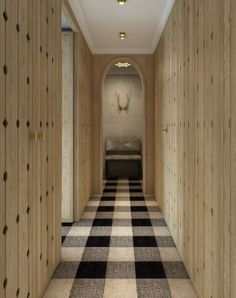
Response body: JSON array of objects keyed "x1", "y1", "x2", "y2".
[
  {"x1": 117, "y1": 0, "x2": 126, "y2": 5},
  {"x1": 119, "y1": 32, "x2": 126, "y2": 40},
  {"x1": 115, "y1": 62, "x2": 131, "y2": 68}
]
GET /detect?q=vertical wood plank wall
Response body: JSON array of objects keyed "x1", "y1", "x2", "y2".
[
  {"x1": 73, "y1": 28, "x2": 92, "y2": 220},
  {"x1": 231, "y1": 0, "x2": 236, "y2": 296},
  {"x1": 154, "y1": 0, "x2": 235, "y2": 297},
  {"x1": 0, "y1": 0, "x2": 62, "y2": 297}
]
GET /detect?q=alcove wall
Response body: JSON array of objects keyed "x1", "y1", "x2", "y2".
[{"x1": 103, "y1": 74, "x2": 142, "y2": 141}]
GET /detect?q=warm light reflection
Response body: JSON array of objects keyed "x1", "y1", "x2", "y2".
[
  {"x1": 119, "y1": 32, "x2": 126, "y2": 39},
  {"x1": 115, "y1": 62, "x2": 131, "y2": 68},
  {"x1": 117, "y1": 0, "x2": 126, "y2": 5}
]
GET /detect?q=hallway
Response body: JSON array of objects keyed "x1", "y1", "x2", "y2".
[
  {"x1": 44, "y1": 179, "x2": 196, "y2": 297},
  {"x1": 1, "y1": 0, "x2": 236, "y2": 297}
]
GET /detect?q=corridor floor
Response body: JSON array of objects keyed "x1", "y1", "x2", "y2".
[{"x1": 44, "y1": 179, "x2": 197, "y2": 298}]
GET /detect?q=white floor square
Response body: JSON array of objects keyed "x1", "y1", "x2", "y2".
[
  {"x1": 67, "y1": 226, "x2": 91, "y2": 236},
  {"x1": 108, "y1": 247, "x2": 135, "y2": 262},
  {"x1": 61, "y1": 247, "x2": 84, "y2": 262},
  {"x1": 111, "y1": 226, "x2": 133, "y2": 236},
  {"x1": 104, "y1": 279, "x2": 137, "y2": 298}
]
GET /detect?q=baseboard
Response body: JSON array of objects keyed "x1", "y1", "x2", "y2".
[
  {"x1": 91, "y1": 194, "x2": 102, "y2": 199},
  {"x1": 144, "y1": 194, "x2": 155, "y2": 199}
]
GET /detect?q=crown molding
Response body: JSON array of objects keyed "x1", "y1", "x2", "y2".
[
  {"x1": 92, "y1": 47, "x2": 154, "y2": 55},
  {"x1": 151, "y1": 0, "x2": 176, "y2": 51},
  {"x1": 68, "y1": 0, "x2": 95, "y2": 49}
]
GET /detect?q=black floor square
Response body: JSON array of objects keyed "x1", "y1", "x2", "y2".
[
  {"x1": 132, "y1": 219, "x2": 152, "y2": 226},
  {"x1": 86, "y1": 236, "x2": 110, "y2": 247},
  {"x1": 76, "y1": 262, "x2": 107, "y2": 279},
  {"x1": 62, "y1": 222, "x2": 73, "y2": 226},
  {"x1": 133, "y1": 236, "x2": 158, "y2": 247},
  {"x1": 130, "y1": 196, "x2": 145, "y2": 201},
  {"x1": 131, "y1": 206, "x2": 148, "y2": 212},
  {"x1": 129, "y1": 183, "x2": 141, "y2": 186},
  {"x1": 101, "y1": 196, "x2": 116, "y2": 201},
  {"x1": 129, "y1": 188, "x2": 142, "y2": 192},
  {"x1": 105, "y1": 182, "x2": 117, "y2": 186},
  {"x1": 135, "y1": 262, "x2": 166, "y2": 278},
  {"x1": 93, "y1": 219, "x2": 113, "y2": 226},
  {"x1": 97, "y1": 206, "x2": 115, "y2": 212},
  {"x1": 61, "y1": 236, "x2": 66, "y2": 244},
  {"x1": 104, "y1": 188, "x2": 116, "y2": 193}
]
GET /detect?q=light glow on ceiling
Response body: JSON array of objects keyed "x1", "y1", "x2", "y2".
[
  {"x1": 119, "y1": 32, "x2": 126, "y2": 39},
  {"x1": 115, "y1": 62, "x2": 131, "y2": 68},
  {"x1": 117, "y1": 0, "x2": 126, "y2": 5}
]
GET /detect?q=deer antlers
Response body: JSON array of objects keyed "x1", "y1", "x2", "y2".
[{"x1": 116, "y1": 91, "x2": 130, "y2": 113}]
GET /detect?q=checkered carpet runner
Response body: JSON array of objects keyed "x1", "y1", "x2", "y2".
[{"x1": 47, "y1": 179, "x2": 196, "y2": 298}]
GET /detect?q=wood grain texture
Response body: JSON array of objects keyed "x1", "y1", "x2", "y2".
[
  {"x1": 18, "y1": 0, "x2": 29, "y2": 296},
  {"x1": 5, "y1": 1, "x2": 19, "y2": 296},
  {"x1": 73, "y1": 27, "x2": 92, "y2": 220},
  {"x1": 54, "y1": 0, "x2": 62, "y2": 267},
  {"x1": 0, "y1": 1, "x2": 62, "y2": 297},
  {"x1": 231, "y1": 1, "x2": 236, "y2": 296},
  {"x1": 0, "y1": 0, "x2": 6, "y2": 297},
  {"x1": 154, "y1": 0, "x2": 234, "y2": 296}
]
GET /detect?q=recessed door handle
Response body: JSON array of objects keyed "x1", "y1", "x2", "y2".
[
  {"x1": 162, "y1": 127, "x2": 168, "y2": 133},
  {"x1": 30, "y1": 132, "x2": 38, "y2": 143}
]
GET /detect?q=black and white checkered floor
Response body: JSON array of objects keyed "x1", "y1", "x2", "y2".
[{"x1": 44, "y1": 179, "x2": 197, "y2": 298}]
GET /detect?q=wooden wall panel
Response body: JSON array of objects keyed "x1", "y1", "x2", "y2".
[
  {"x1": 223, "y1": 0, "x2": 231, "y2": 296},
  {"x1": 5, "y1": 1, "x2": 19, "y2": 296},
  {"x1": 212, "y1": 0, "x2": 224, "y2": 296},
  {"x1": 0, "y1": 1, "x2": 6, "y2": 297},
  {"x1": 0, "y1": 0, "x2": 62, "y2": 297},
  {"x1": 73, "y1": 28, "x2": 92, "y2": 220},
  {"x1": 204, "y1": 0, "x2": 213, "y2": 296},
  {"x1": 54, "y1": 0, "x2": 62, "y2": 266},
  {"x1": 195, "y1": 0, "x2": 205, "y2": 294},
  {"x1": 40, "y1": 0, "x2": 48, "y2": 292},
  {"x1": 47, "y1": 0, "x2": 54, "y2": 278},
  {"x1": 154, "y1": 0, "x2": 234, "y2": 296},
  {"x1": 18, "y1": 0, "x2": 29, "y2": 296},
  {"x1": 231, "y1": 0, "x2": 236, "y2": 296},
  {"x1": 28, "y1": 0, "x2": 34, "y2": 296},
  {"x1": 33, "y1": 0, "x2": 42, "y2": 295}
]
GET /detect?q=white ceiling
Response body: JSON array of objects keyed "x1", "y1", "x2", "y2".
[{"x1": 68, "y1": 0, "x2": 175, "y2": 54}]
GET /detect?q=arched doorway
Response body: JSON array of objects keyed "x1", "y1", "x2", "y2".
[{"x1": 100, "y1": 57, "x2": 147, "y2": 189}]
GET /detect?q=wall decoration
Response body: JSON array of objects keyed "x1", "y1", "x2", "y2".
[{"x1": 116, "y1": 91, "x2": 131, "y2": 113}]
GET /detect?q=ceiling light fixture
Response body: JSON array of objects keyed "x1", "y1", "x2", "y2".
[
  {"x1": 115, "y1": 62, "x2": 131, "y2": 68},
  {"x1": 119, "y1": 32, "x2": 126, "y2": 40},
  {"x1": 117, "y1": 0, "x2": 126, "y2": 5}
]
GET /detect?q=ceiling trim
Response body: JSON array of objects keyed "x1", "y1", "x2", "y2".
[
  {"x1": 69, "y1": 0, "x2": 95, "y2": 49},
  {"x1": 69, "y1": 0, "x2": 175, "y2": 55},
  {"x1": 151, "y1": 0, "x2": 175, "y2": 51},
  {"x1": 93, "y1": 48, "x2": 154, "y2": 55}
]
